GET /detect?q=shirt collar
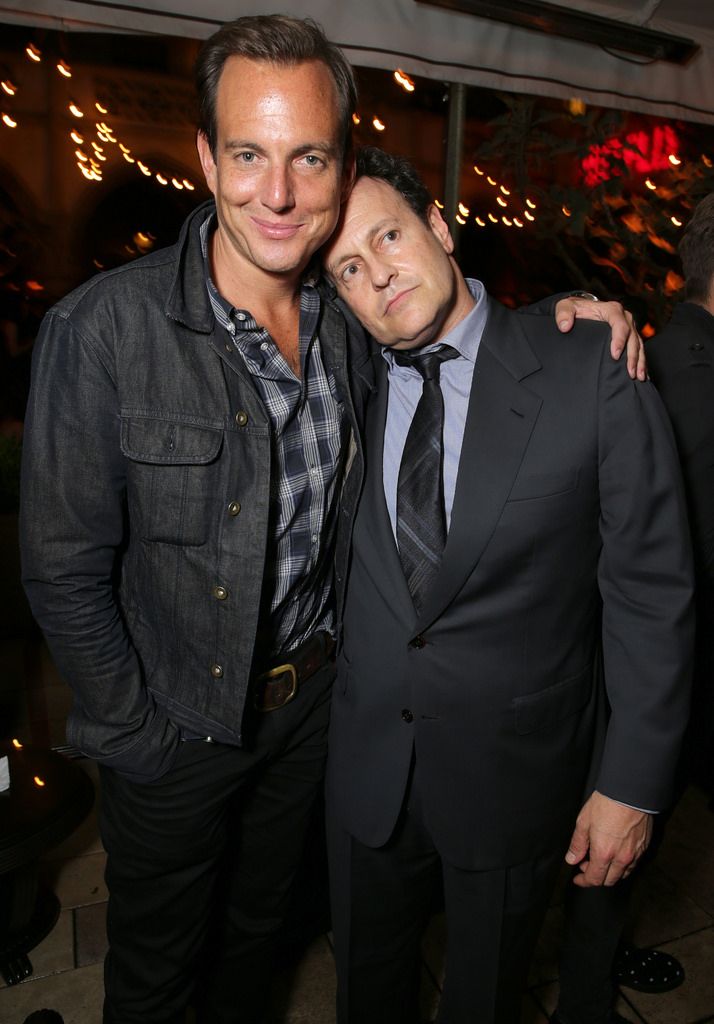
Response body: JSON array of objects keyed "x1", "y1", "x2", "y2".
[
  {"x1": 381, "y1": 278, "x2": 488, "y2": 370},
  {"x1": 199, "y1": 211, "x2": 320, "y2": 330}
]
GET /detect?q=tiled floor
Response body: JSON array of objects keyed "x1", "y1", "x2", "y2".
[{"x1": 1, "y1": 621, "x2": 714, "y2": 1023}]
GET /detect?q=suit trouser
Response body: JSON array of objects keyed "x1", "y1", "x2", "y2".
[
  {"x1": 98, "y1": 663, "x2": 333, "y2": 1024},
  {"x1": 555, "y1": 876, "x2": 633, "y2": 1024},
  {"x1": 327, "y1": 762, "x2": 564, "y2": 1024}
]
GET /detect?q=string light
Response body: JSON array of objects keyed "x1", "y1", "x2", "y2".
[
  {"x1": 95, "y1": 101, "x2": 108, "y2": 114},
  {"x1": 500, "y1": 185, "x2": 511, "y2": 196},
  {"x1": 524, "y1": 211, "x2": 535, "y2": 222},
  {"x1": 562, "y1": 206, "x2": 572, "y2": 217},
  {"x1": 57, "y1": 60, "x2": 72, "y2": 78},
  {"x1": 502, "y1": 217, "x2": 512, "y2": 226},
  {"x1": 645, "y1": 179, "x2": 657, "y2": 190},
  {"x1": 455, "y1": 214, "x2": 466, "y2": 225},
  {"x1": 496, "y1": 196, "x2": 507, "y2": 208},
  {"x1": 137, "y1": 161, "x2": 151, "y2": 176},
  {"x1": 671, "y1": 215, "x2": 683, "y2": 226},
  {"x1": 668, "y1": 154, "x2": 681, "y2": 166},
  {"x1": 513, "y1": 218, "x2": 524, "y2": 228},
  {"x1": 486, "y1": 176, "x2": 497, "y2": 186},
  {"x1": 156, "y1": 173, "x2": 168, "y2": 185},
  {"x1": 458, "y1": 202, "x2": 469, "y2": 216},
  {"x1": 372, "y1": 117, "x2": 385, "y2": 131},
  {"x1": 171, "y1": 177, "x2": 183, "y2": 189},
  {"x1": 182, "y1": 179, "x2": 195, "y2": 191},
  {"x1": 488, "y1": 213, "x2": 498, "y2": 224},
  {"x1": 352, "y1": 113, "x2": 361, "y2": 125},
  {"x1": 12, "y1": 738, "x2": 22, "y2": 749},
  {"x1": 33, "y1": 776, "x2": 46, "y2": 787},
  {"x1": 434, "y1": 199, "x2": 444, "y2": 209},
  {"x1": 393, "y1": 69, "x2": 415, "y2": 92},
  {"x1": 1, "y1": 80, "x2": 17, "y2": 96},
  {"x1": 1, "y1": 113, "x2": 17, "y2": 128},
  {"x1": 25, "y1": 43, "x2": 41, "y2": 62},
  {"x1": 473, "y1": 165, "x2": 484, "y2": 176},
  {"x1": 475, "y1": 217, "x2": 486, "y2": 227},
  {"x1": 68, "y1": 102, "x2": 83, "y2": 118},
  {"x1": 526, "y1": 199, "x2": 536, "y2": 209}
]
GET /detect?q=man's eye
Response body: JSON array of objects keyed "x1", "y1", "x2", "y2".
[
  {"x1": 237, "y1": 152, "x2": 256, "y2": 163},
  {"x1": 303, "y1": 154, "x2": 324, "y2": 167},
  {"x1": 341, "y1": 264, "x2": 359, "y2": 281},
  {"x1": 384, "y1": 230, "x2": 398, "y2": 243}
]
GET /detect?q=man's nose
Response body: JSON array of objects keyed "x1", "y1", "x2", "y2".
[
  {"x1": 370, "y1": 259, "x2": 395, "y2": 290},
  {"x1": 261, "y1": 164, "x2": 295, "y2": 212}
]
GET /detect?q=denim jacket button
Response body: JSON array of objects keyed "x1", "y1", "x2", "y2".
[
  {"x1": 234, "y1": 411, "x2": 248, "y2": 427},
  {"x1": 210, "y1": 663, "x2": 224, "y2": 679},
  {"x1": 212, "y1": 585, "x2": 229, "y2": 601},
  {"x1": 227, "y1": 501, "x2": 241, "y2": 516}
]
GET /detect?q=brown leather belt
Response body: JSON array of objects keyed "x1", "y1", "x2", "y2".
[{"x1": 252, "y1": 631, "x2": 336, "y2": 712}]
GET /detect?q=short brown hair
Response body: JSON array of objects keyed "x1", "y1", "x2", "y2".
[
  {"x1": 195, "y1": 14, "x2": 357, "y2": 161},
  {"x1": 679, "y1": 193, "x2": 714, "y2": 303}
]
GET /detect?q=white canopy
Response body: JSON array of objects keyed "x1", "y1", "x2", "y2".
[{"x1": 3, "y1": 0, "x2": 714, "y2": 124}]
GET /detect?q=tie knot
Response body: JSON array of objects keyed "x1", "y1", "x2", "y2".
[{"x1": 393, "y1": 344, "x2": 459, "y2": 382}]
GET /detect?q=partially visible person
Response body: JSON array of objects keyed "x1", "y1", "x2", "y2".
[
  {"x1": 552, "y1": 196, "x2": 714, "y2": 1024},
  {"x1": 647, "y1": 192, "x2": 714, "y2": 795},
  {"x1": 321, "y1": 147, "x2": 694, "y2": 1024}
]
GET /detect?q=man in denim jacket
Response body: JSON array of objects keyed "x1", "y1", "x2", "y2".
[{"x1": 19, "y1": 15, "x2": 641, "y2": 1024}]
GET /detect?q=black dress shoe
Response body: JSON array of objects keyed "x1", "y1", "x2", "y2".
[
  {"x1": 550, "y1": 1013, "x2": 633, "y2": 1024},
  {"x1": 613, "y1": 941, "x2": 685, "y2": 993}
]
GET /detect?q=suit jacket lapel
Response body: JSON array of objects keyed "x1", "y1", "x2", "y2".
[
  {"x1": 415, "y1": 302, "x2": 543, "y2": 629},
  {"x1": 357, "y1": 355, "x2": 415, "y2": 612}
]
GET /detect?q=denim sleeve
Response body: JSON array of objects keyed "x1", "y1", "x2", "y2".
[{"x1": 20, "y1": 309, "x2": 180, "y2": 781}]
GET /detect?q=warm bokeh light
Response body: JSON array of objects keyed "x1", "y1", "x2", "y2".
[
  {"x1": 393, "y1": 69, "x2": 415, "y2": 92},
  {"x1": 57, "y1": 60, "x2": 72, "y2": 79},
  {"x1": 372, "y1": 117, "x2": 385, "y2": 131},
  {"x1": 34, "y1": 775, "x2": 46, "y2": 787},
  {"x1": 12, "y1": 738, "x2": 23, "y2": 749},
  {"x1": 1, "y1": 113, "x2": 17, "y2": 128}
]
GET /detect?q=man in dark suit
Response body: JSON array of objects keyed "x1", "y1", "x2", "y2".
[{"x1": 321, "y1": 148, "x2": 694, "y2": 1024}]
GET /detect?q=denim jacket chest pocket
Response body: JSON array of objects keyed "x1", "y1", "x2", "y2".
[{"x1": 121, "y1": 413, "x2": 224, "y2": 546}]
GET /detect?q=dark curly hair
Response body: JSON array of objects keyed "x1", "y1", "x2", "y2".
[{"x1": 355, "y1": 147, "x2": 433, "y2": 222}]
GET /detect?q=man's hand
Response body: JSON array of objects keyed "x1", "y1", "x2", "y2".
[
  {"x1": 555, "y1": 298, "x2": 646, "y2": 382},
  {"x1": 565, "y1": 790, "x2": 653, "y2": 888}
]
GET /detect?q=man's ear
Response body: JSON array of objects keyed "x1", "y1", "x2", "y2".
[
  {"x1": 341, "y1": 153, "x2": 356, "y2": 202},
  {"x1": 427, "y1": 203, "x2": 455, "y2": 255},
  {"x1": 196, "y1": 130, "x2": 217, "y2": 194}
]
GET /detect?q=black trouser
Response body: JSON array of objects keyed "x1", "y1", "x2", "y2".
[
  {"x1": 328, "y1": 762, "x2": 564, "y2": 1024},
  {"x1": 98, "y1": 664, "x2": 333, "y2": 1024}
]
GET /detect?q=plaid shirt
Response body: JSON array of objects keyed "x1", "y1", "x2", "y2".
[{"x1": 201, "y1": 215, "x2": 344, "y2": 655}]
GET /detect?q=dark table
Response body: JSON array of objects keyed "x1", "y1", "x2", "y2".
[{"x1": 0, "y1": 743, "x2": 94, "y2": 984}]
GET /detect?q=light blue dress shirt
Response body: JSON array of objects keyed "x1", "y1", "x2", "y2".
[{"x1": 382, "y1": 279, "x2": 488, "y2": 540}]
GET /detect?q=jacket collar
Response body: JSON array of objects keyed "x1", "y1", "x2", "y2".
[{"x1": 165, "y1": 200, "x2": 217, "y2": 335}]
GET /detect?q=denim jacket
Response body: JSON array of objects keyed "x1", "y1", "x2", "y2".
[{"x1": 20, "y1": 201, "x2": 374, "y2": 781}]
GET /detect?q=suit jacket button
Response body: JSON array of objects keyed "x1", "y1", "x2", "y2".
[
  {"x1": 210, "y1": 663, "x2": 224, "y2": 679},
  {"x1": 409, "y1": 635, "x2": 426, "y2": 649},
  {"x1": 401, "y1": 709, "x2": 414, "y2": 723}
]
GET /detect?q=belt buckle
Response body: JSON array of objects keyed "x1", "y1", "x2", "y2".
[{"x1": 253, "y1": 662, "x2": 298, "y2": 712}]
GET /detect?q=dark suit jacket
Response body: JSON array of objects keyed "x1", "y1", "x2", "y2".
[
  {"x1": 327, "y1": 298, "x2": 694, "y2": 872},
  {"x1": 646, "y1": 302, "x2": 714, "y2": 598}
]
